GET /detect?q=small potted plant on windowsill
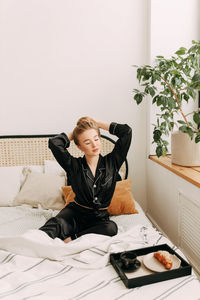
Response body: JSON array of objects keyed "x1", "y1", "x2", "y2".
[{"x1": 133, "y1": 40, "x2": 200, "y2": 166}]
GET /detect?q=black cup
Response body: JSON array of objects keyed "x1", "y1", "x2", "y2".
[{"x1": 120, "y1": 251, "x2": 141, "y2": 271}]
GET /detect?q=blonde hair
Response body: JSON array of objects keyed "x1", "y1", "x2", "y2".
[{"x1": 72, "y1": 117, "x2": 100, "y2": 145}]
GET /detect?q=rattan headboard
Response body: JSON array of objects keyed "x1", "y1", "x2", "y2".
[{"x1": 0, "y1": 134, "x2": 128, "y2": 179}]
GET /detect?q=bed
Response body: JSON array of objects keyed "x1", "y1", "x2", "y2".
[{"x1": 0, "y1": 134, "x2": 200, "y2": 300}]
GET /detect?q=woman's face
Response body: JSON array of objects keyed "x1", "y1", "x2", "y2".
[{"x1": 77, "y1": 129, "x2": 101, "y2": 157}]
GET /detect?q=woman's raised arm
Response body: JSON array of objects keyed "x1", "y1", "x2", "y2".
[{"x1": 48, "y1": 133, "x2": 73, "y2": 171}]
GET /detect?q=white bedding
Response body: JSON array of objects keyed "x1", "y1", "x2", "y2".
[
  {"x1": 0, "y1": 201, "x2": 151, "y2": 236},
  {"x1": 0, "y1": 206, "x2": 54, "y2": 237},
  {"x1": 0, "y1": 202, "x2": 200, "y2": 300}
]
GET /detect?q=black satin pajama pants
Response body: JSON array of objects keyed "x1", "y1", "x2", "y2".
[{"x1": 39, "y1": 202, "x2": 118, "y2": 240}]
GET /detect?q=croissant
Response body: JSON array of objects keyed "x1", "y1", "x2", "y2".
[{"x1": 154, "y1": 250, "x2": 173, "y2": 270}]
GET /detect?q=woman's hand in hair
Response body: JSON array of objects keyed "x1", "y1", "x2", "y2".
[
  {"x1": 92, "y1": 119, "x2": 111, "y2": 132},
  {"x1": 80, "y1": 116, "x2": 96, "y2": 124},
  {"x1": 76, "y1": 116, "x2": 110, "y2": 131}
]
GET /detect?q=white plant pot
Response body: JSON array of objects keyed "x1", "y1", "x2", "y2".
[{"x1": 171, "y1": 131, "x2": 200, "y2": 166}]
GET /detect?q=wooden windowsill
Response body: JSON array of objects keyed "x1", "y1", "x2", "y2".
[{"x1": 149, "y1": 155, "x2": 200, "y2": 188}]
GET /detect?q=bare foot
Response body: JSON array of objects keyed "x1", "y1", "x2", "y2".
[{"x1": 64, "y1": 237, "x2": 72, "y2": 243}]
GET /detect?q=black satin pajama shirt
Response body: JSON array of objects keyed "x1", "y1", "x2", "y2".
[{"x1": 40, "y1": 122, "x2": 132, "y2": 240}]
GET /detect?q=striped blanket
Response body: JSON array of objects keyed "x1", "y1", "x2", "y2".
[{"x1": 0, "y1": 224, "x2": 200, "y2": 299}]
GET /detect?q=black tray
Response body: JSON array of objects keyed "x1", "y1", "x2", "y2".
[{"x1": 110, "y1": 244, "x2": 192, "y2": 289}]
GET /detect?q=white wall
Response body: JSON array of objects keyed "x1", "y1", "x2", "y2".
[
  {"x1": 146, "y1": 0, "x2": 200, "y2": 248},
  {"x1": 0, "y1": 0, "x2": 148, "y2": 208},
  {"x1": 148, "y1": 0, "x2": 200, "y2": 155}
]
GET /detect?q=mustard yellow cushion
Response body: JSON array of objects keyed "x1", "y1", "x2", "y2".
[
  {"x1": 62, "y1": 186, "x2": 75, "y2": 205},
  {"x1": 62, "y1": 179, "x2": 138, "y2": 215}
]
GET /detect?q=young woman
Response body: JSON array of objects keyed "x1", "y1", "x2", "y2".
[{"x1": 39, "y1": 117, "x2": 132, "y2": 243}]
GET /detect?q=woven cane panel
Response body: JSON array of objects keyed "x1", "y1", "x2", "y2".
[
  {"x1": 0, "y1": 138, "x2": 54, "y2": 167},
  {"x1": 0, "y1": 136, "x2": 126, "y2": 179}
]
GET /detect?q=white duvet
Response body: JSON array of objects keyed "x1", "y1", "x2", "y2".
[
  {"x1": 0, "y1": 225, "x2": 161, "y2": 269},
  {"x1": 0, "y1": 205, "x2": 200, "y2": 300}
]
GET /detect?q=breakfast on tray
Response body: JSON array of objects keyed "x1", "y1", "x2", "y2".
[{"x1": 154, "y1": 250, "x2": 173, "y2": 270}]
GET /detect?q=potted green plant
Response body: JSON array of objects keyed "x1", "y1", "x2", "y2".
[{"x1": 133, "y1": 40, "x2": 200, "y2": 166}]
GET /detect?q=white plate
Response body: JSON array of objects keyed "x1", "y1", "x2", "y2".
[{"x1": 143, "y1": 252, "x2": 181, "y2": 272}]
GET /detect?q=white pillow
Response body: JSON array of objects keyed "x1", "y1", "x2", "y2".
[
  {"x1": 44, "y1": 160, "x2": 66, "y2": 177},
  {"x1": 13, "y1": 172, "x2": 65, "y2": 210},
  {"x1": 0, "y1": 166, "x2": 24, "y2": 206},
  {"x1": 20, "y1": 165, "x2": 44, "y2": 187}
]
